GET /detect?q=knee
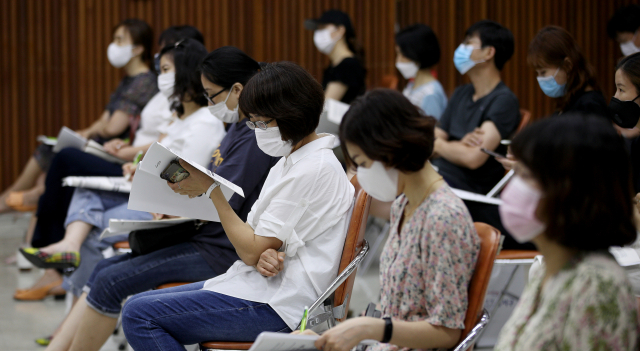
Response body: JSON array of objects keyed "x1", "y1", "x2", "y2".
[{"x1": 121, "y1": 293, "x2": 151, "y2": 328}]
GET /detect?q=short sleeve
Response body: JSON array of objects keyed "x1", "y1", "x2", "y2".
[
  {"x1": 180, "y1": 119, "x2": 226, "y2": 167},
  {"x1": 421, "y1": 93, "x2": 446, "y2": 120},
  {"x1": 483, "y1": 93, "x2": 520, "y2": 138},
  {"x1": 563, "y1": 271, "x2": 638, "y2": 350},
  {"x1": 252, "y1": 198, "x2": 309, "y2": 257},
  {"x1": 326, "y1": 58, "x2": 363, "y2": 89},
  {"x1": 421, "y1": 202, "x2": 478, "y2": 329},
  {"x1": 109, "y1": 73, "x2": 158, "y2": 116}
]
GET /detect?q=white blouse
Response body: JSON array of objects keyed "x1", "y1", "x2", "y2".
[
  {"x1": 202, "y1": 134, "x2": 354, "y2": 329},
  {"x1": 160, "y1": 107, "x2": 226, "y2": 167},
  {"x1": 132, "y1": 92, "x2": 173, "y2": 147}
]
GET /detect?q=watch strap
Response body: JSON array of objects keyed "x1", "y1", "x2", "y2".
[
  {"x1": 381, "y1": 317, "x2": 393, "y2": 343},
  {"x1": 204, "y1": 180, "x2": 221, "y2": 199}
]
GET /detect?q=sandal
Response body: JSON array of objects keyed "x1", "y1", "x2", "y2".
[
  {"x1": 19, "y1": 248, "x2": 80, "y2": 269},
  {"x1": 6, "y1": 191, "x2": 38, "y2": 212},
  {"x1": 14, "y1": 279, "x2": 65, "y2": 301}
]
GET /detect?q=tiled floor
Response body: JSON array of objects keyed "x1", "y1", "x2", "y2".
[{"x1": 0, "y1": 212, "x2": 384, "y2": 351}]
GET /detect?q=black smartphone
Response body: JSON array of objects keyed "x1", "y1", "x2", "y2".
[
  {"x1": 160, "y1": 159, "x2": 190, "y2": 183},
  {"x1": 480, "y1": 148, "x2": 506, "y2": 159}
]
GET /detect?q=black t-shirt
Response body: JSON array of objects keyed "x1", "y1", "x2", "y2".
[
  {"x1": 552, "y1": 90, "x2": 609, "y2": 118},
  {"x1": 322, "y1": 57, "x2": 366, "y2": 104},
  {"x1": 189, "y1": 122, "x2": 279, "y2": 273},
  {"x1": 433, "y1": 82, "x2": 520, "y2": 194}
]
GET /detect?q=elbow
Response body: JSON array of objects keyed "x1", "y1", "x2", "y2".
[
  {"x1": 442, "y1": 329, "x2": 461, "y2": 349},
  {"x1": 237, "y1": 250, "x2": 260, "y2": 267}
]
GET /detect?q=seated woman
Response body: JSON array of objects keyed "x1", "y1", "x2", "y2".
[
  {"x1": 494, "y1": 114, "x2": 639, "y2": 350},
  {"x1": 263, "y1": 89, "x2": 480, "y2": 351},
  {"x1": 0, "y1": 18, "x2": 157, "y2": 214},
  {"x1": 42, "y1": 46, "x2": 277, "y2": 351},
  {"x1": 395, "y1": 24, "x2": 447, "y2": 120},
  {"x1": 120, "y1": 62, "x2": 354, "y2": 349}
]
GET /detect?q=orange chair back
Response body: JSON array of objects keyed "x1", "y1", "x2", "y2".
[
  {"x1": 459, "y1": 223, "x2": 501, "y2": 343},
  {"x1": 333, "y1": 175, "x2": 372, "y2": 322},
  {"x1": 379, "y1": 74, "x2": 399, "y2": 90},
  {"x1": 517, "y1": 109, "x2": 531, "y2": 133}
]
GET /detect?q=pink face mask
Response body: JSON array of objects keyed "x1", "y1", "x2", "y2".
[{"x1": 499, "y1": 175, "x2": 546, "y2": 243}]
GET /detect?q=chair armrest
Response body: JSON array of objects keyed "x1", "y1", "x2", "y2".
[{"x1": 451, "y1": 309, "x2": 490, "y2": 351}]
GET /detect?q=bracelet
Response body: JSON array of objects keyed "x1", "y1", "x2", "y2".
[
  {"x1": 204, "y1": 180, "x2": 221, "y2": 199},
  {"x1": 381, "y1": 317, "x2": 393, "y2": 343}
]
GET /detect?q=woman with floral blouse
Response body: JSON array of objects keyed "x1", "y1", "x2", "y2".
[
  {"x1": 259, "y1": 89, "x2": 480, "y2": 351},
  {"x1": 495, "y1": 114, "x2": 639, "y2": 350}
]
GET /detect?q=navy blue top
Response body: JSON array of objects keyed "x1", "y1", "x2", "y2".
[{"x1": 190, "y1": 121, "x2": 279, "y2": 273}]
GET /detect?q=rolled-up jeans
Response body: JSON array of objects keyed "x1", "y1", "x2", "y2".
[
  {"x1": 62, "y1": 188, "x2": 152, "y2": 296},
  {"x1": 121, "y1": 282, "x2": 291, "y2": 351}
]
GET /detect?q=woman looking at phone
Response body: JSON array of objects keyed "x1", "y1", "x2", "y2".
[
  {"x1": 261, "y1": 89, "x2": 480, "y2": 351},
  {"x1": 119, "y1": 62, "x2": 354, "y2": 349}
]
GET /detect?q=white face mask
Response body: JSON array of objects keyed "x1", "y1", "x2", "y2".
[
  {"x1": 207, "y1": 90, "x2": 239, "y2": 123},
  {"x1": 107, "y1": 43, "x2": 133, "y2": 68},
  {"x1": 356, "y1": 161, "x2": 399, "y2": 202},
  {"x1": 395, "y1": 61, "x2": 419, "y2": 79},
  {"x1": 255, "y1": 127, "x2": 292, "y2": 157},
  {"x1": 314, "y1": 28, "x2": 340, "y2": 55},
  {"x1": 621, "y1": 33, "x2": 640, "y2": 56},
  {"x1": 157, "y1": 72, "x2": 175, "y2": 98}
]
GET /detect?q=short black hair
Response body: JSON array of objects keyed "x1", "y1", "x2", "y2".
[
  {"x1": 158, "y1": 25, "x2": 205, "y2": 47},
  {"x1": 116, "y1": 19, "x2": 154, "y2": 65},
  {"x1": 395, "y1": 24, "x2": 441, "y2": 69},
  {"x1": 607, "y1": 4, "x2": 640, "y2": 39},
  {"x1": 511, "y1": 114, "x2": 637, "y2": 251},
  {"x1": 160, "y1": 38, "x2": 209, "y2": 115},
  {"x1": 465, "y1": 20, "x2": 514, "y2": 71},
  {"x1": 199, "y1": 46, "x2": 262, "y2": 89},
  {"x1": 339, "y1": 89, "x2": 436, "y2": 173},
  {"x1": 239, "y1": 62, "x2": 325, "y2": 145}
]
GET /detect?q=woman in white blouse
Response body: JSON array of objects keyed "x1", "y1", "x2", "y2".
[{"x1": 120, "y1": 62, "x2": 354, "y2": 350}]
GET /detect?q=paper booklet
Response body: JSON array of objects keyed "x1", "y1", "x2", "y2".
[
  {"x1": 451, "y1": 188, "x2": 503, "y2": 206},
  {"x1": 609, "y1": 246, "x2": 640, "y2": 267},
  {"x1": 62, "y1": 176, "x2": 132, "y2": 193},
  {"x1": 127, "y1": 142, "x2": 244, "y2": 222},
  {"x1": 52, "y1": 126, "x2": 127, "y2": 164},
  {"x1": 37, "y1": 135, "x2": 58, "y2": 146},
  {"x1": 99, "y1": 217, "x2": 193, "y2": 240},
  {"x1": 248, "y1": 332, "x2": 377, "y2": 351},
  {"x1": 317, "y1": 98, "x2": 350, "y2": 136}
]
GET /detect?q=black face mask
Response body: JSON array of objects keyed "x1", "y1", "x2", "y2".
[{"x1": 609, "y1": 94, "x2": 640, "y2": 128}]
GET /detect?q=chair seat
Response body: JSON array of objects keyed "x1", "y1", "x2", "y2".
[
  {"x1": 156, "y1": 282, "x2": 192, "y2": 290},
  {"x1": 496, "y1": 250, "x2": 539, "y2": 260},
  {"x1": 113, "y1": 241, "x2": 130, "y2": 250},
  {"x1": 200, "y1": 341, "x2": 253, "y2": 350}
]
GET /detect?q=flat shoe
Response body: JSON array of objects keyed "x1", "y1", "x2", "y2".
[
  {"x1": 14, "y1": 279, "x2": 64, "y2": 301},
  {"x1": 6, "y1": 191, "x2": 37, "y2": 212},
  {"x1": 19, "y1": 248, "x2": 80, "y2": 269},
  {"x1": 35, "y1": 335, "x2": 53, "y2": 346}
]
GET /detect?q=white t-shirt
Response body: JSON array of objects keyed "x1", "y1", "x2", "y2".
[
  {"x1": 160, "y1": 107, "x2": 226, "y2": 167},
  {"x1": 132, "y1": 92, "x2": 173, "y2": 147},
  {"x1": 202, "y1": 134, "x2": 354, "y2": 329}
]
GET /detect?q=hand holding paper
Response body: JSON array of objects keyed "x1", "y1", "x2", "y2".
[{"x1": 166, "y1": 159, "x2": 215, "y2": 198}]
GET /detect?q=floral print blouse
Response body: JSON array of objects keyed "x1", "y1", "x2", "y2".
[
  {"x1": 495, "y1": 252, "x2": 639, "y2": 351},
  {"x1": 371, "y1": 185, "x2": 480, "y2": 351}
]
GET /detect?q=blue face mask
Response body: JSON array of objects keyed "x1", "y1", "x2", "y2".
[
  {"x1": 537, "y1": 68, "x2": 565, "y2": 98},
  {"x1": 453, "y1": 44, "x2": 485, "y2": 75}
]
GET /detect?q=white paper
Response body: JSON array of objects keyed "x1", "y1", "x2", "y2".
[
  {"x1": 53, "y1": 126, "x2": 87, "y2": 152},
  {"x1": 127, "y1": 142, "x2": 244, "y2": 221},
  {"x1": 84, "y1": 140, "x2": 127, "y2": 164},
  {"x1": 62, "y1": 176, "x2": 132, "y2": 193},
  {"x1": 451, "y1": 188, "x2": 503, "y2": 206},
  {"x1": 249, "y1": 332, "x2": 377, "y2": 351},
  {"x1": 37, "y1": 135, "x2": 58, "y2": 146},
  {"x1": 610, "y1": 246, "x2": 640, "y2": 267},
  {"x1": 325, "y1": 98, "x2": 350, "y2": 125},
  {"x1": 99, "y1": 217, "x2": 193, "y2": 240}
]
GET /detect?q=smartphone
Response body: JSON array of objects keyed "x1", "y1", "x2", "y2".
[
  {"x1": 481, "y1": 148, "x2": 506, "y2": 159},
  {"x1": 160, "y1": 160, "x2": 190, "y2": 183}
]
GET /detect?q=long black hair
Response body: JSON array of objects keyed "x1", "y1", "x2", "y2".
[
  {"x1": 199, "y1": 46, "x2": 262, "y2": 89},
  {"x1": 159, "y1": 38, "x2": 208, "y2": 115}
]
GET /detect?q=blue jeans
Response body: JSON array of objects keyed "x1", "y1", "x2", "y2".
[
  {"x1": 122, "y1": 282, "x2": 291, "y2": 351},
  {"x1": 84, "y1": 242, "x2": 218, "y2": 318}
]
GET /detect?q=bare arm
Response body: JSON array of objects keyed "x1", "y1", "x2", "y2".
[
  {"x1": 433, "y1": 120, "x2": 501, "y2": 170},
  {"x1": 79, "y1": 110, "x2": 110, "y2": 138},
  {"x1": 97, "y1": 110, "x2": 130, "y2": 139},
  {"x1": 325, "y1": 82, "x2": 349, "y2": 102},
  {"x1": 167, "y1": 160, "x2": 282, "y2": 266}
]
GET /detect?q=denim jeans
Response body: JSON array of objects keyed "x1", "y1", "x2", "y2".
[
  {"x1": 62, "y1": 188, "x2": 152, "y2": 296},
  {"x1": 84, "y1": 242, "x2": 218, "y2": 318},
  {"x1": 122, "y1": 282, "x2": 291, "y2": 351}
]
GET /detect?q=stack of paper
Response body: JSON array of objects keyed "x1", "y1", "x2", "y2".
[
  {"x1": 37, "y1": 135, "x2": 57, "y2": 146},
  {"x1": 451, "y1": 188, "x2": 503, "y2": 205},
  {"x1": 62, "y1": 176, "x2": 132, "y2": 193},
  {"x1": 52, "y1": 126, "x2": 126, "y2": 164},
  {"x1": 127, "y1": 142, "x2": 244, "y2": 221},
  {"x1": 610, "y1": 246, "x2": 640, "y2": 267},
  {"x1": 99, "y1": 218, "x2": 193, "y2": 239},
  {"x1": 248, "y1": 332, "x2": 377, "y2": 351}
]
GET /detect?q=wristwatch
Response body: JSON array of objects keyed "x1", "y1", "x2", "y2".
[
  {"x1": 381, "y1": 317, "x2": 393, "y2": 343},
  {"x1": 204, "y1": 180, "x2": 221, "y2": 199}
]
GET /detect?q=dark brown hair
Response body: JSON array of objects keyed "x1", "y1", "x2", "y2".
[
  {"x1": 239, "y1": 62, "x2": 325, "y2": 145},
  {"x1": 617, "y1": 52, "x2": 640, "y2": 95},
  {"x1": 339, "y1": 89, "x2": 436, "y2": 173},
  {"x1": 115, "y1": 19, "x2": 154, "y2": 65},
  {"x1": 528, "y1": 26, "x2": 598, "y2": 112},
  {"x1": 511, "y1": 114, "x2": 636, "y2": 251}
]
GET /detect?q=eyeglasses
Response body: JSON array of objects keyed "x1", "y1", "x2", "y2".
[
  {"x1": 203, "y1": 88, "x2": 228, "y2": 105},
  {"x1": 246, "y1": 118, "x2": 276, "y2": 130}
]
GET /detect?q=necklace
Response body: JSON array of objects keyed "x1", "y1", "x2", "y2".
[{"x1": 403, "y1": 176, "x2": 443, "y2": 219}]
